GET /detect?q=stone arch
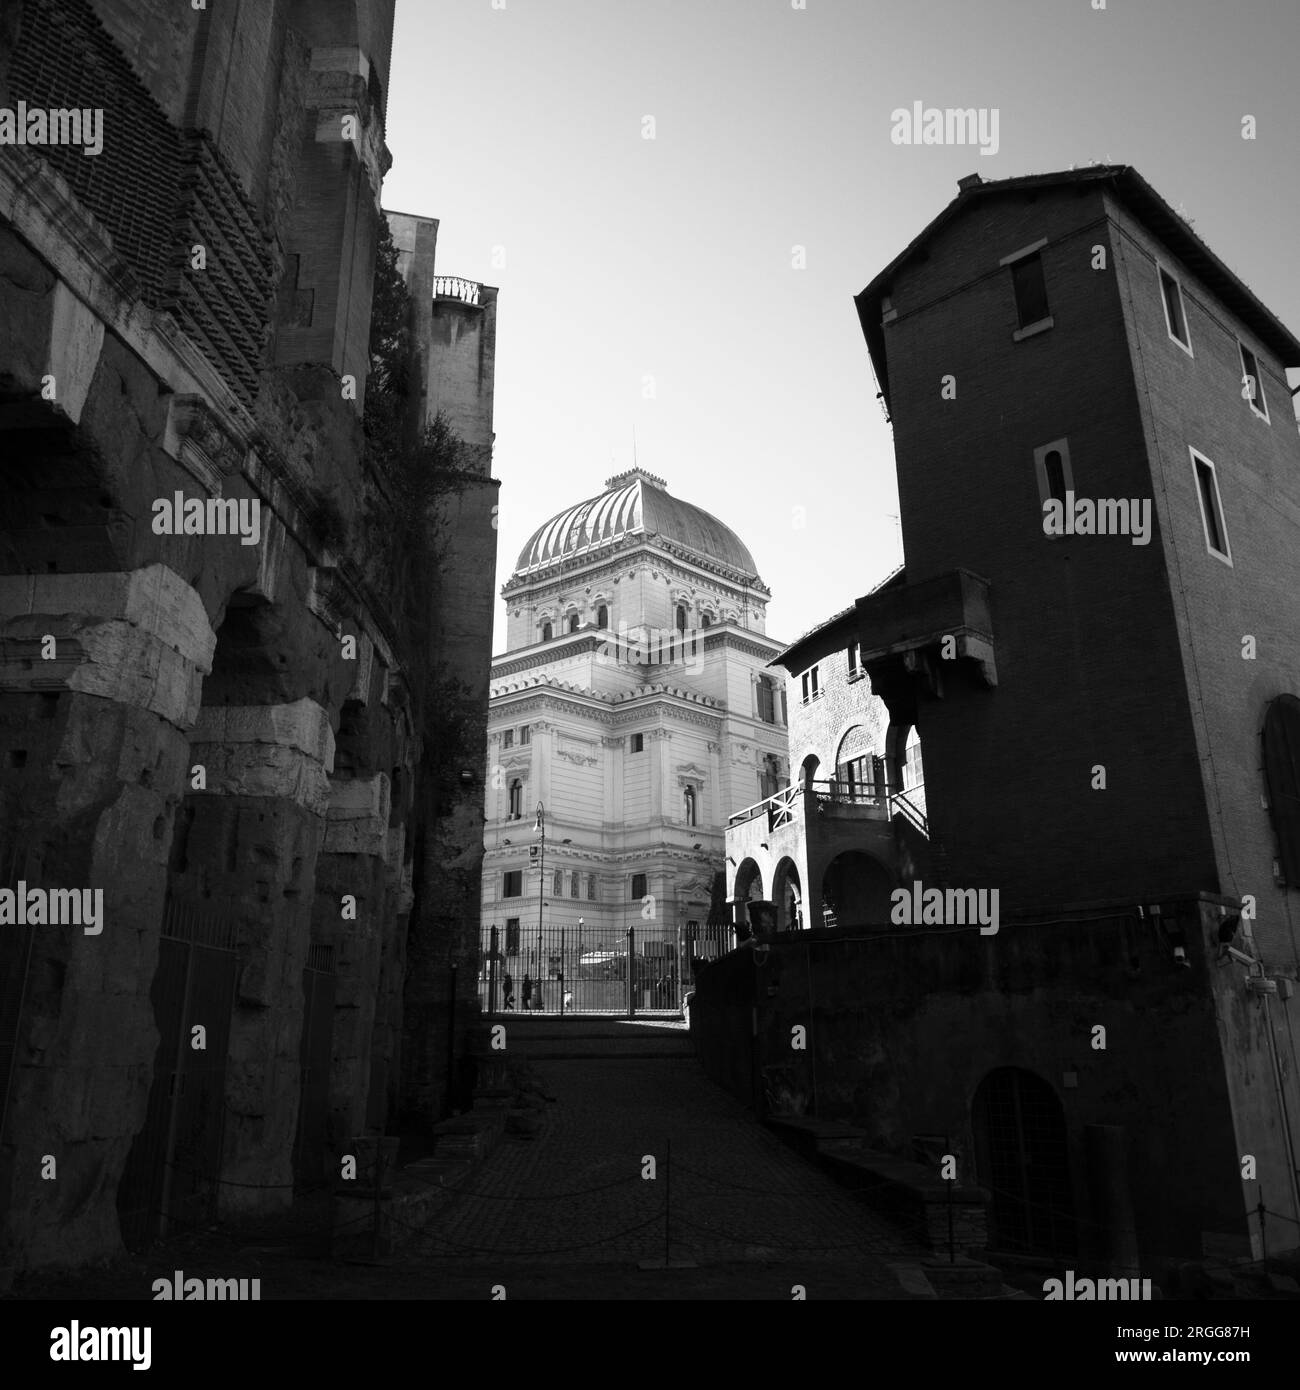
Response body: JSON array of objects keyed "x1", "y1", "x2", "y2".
[
  {"x1": 884, "y1": 720, "x2": 912, "y2": 796},
  {"x1": 734, "y1": 857, "x2": 764, "y2": 903},
  {"x1": 772, "y1": 857, "x2": 803, "y2": 931},
  {"x1": 972, "y1": 1067, "x2": 1076, "y2": 1256},
  {"x1": 799, "y1": 752, "x2": 820, "y2": 789},
  {"x1": 834, "y1": 723, "x2": 883, "y2": 801},
  {"x1": 820, "y1": 850, "x2": 894, "y2": 927}
]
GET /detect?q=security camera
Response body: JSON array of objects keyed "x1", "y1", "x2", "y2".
[{"x1": 1225, "y1": 946, "x2": 1256, "y2": 967}]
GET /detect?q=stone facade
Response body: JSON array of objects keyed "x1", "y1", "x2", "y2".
[
  {"x1": 482, "y1": 470, "x2": 789, "y2": 976},
  {"x1": 0, "y1": 0, "x2": 494, "y2": 1273}
]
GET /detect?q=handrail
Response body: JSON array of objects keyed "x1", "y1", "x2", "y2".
[
  {"x1": 890, "y1": 786, "x2": 928, "y2": 837},
  {"x1": 727, "y1": 778, "x2": 898, "y2": 827}
]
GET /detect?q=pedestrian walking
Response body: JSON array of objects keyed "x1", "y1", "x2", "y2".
[
  {"x1": 503, "y1": 971, "x2": 515, "y2": 1011},
  {"x1": 522, "y1": 973, "x2": 532, "y2": 1010},
  {"x1": 563, "y1": 989, "x2": 574, "y2": 1011}
]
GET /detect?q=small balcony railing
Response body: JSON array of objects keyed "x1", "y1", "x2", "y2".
[
  {"x1": 728, "y1": 779, "x2": 928, "y2": 836},
  {"x1": 434, "y1": 275, "x2": 482, "y2": 305}
]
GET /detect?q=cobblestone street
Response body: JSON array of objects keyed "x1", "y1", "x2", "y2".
[{"x1": 386, "y1": 1016, "x2": 935, "y2": 1297}]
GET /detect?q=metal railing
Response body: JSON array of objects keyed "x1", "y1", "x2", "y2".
[
  {"x1": 729, "y1": 779, "x2": 895, "y2": 828},
  {"x1": 890, "y1": 786, "x2": 929, "y2": 837}
]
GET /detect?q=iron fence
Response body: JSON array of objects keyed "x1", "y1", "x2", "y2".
[{"x1": 477, "y1": 921, "x2": 735, "y2": 1015}]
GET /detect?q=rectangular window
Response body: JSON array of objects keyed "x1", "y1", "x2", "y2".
[
  {"x1": 631, "y1": 873, "x2": 647, "y2": 900},
  {"x1": 503, "y1": 870, "x2": 523, "y2": 898},
  {"x1": 1159, "y1": 266, "x2": 1192, "y2": 353},
  {"x1": 809, "y1": 665, "x2": 820, "y2": 699},
  {"x1": 1239, "y1": 342, "x2": 1269, "y2": 421},
  {"x1": 505, "y1": 918, "x2": 520, "y2": 955},
  {"x1": 553, "y1": 869, "x2": 563, "y2": 894},
  {"x1": 1010, "y1": 253, "x2": 1050, "y2": 330},
  {"x1": 520, "y1": 724, "x2": 531, "y2": 745},
  {"x1": 1033, "y1": 437, "x2": 1074, "y2": 515},
  {"x1": 847, "y1": 640, "x2": 860, "y2": 677},
  {"x1": 502, "y1": 729, "x2": 514, "y2": 749},
  {"x1": 757, "y1": 676, "x2": 776, "y2": 724},
  {"x1": 630, "y1": 732, "x2": 644, "y2": 752},
  {"x1": 587, "y1": 874, "x2": 597, "y2": 901},
  {"x1": 1190, "y1": 449, "x2": 1231, "y2": 565},
  {"x1": 570, "y1": 872, "x2": 580, "y2": 898}
]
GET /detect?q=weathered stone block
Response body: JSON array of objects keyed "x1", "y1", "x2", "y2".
[
  {"x1": 324, "y1": 771, "x2": 390, "y2": 856},
  {"x1": 191, "y1": 698, "x2": 335, "y2": 813},
  {"x1": 0, "y1": 566, "x2": 216, "y2": 729}
]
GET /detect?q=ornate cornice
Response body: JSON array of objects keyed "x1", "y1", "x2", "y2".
[{"x1": 501, "y1": 532, "x2": 768, "y2": 598}]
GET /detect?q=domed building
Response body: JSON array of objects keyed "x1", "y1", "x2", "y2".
[{"x1": 480, "y1": 468, "x2": 790, "y2": 1007}]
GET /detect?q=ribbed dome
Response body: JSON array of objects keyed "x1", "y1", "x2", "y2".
[{"x1": 515, "y1": 469, "x2": 758, "y2": 577}]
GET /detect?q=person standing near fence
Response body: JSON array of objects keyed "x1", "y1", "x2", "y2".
[
  {"x1": 503, "y1": 971, "x2": 515, "y2": 1011},
  {"x1": 522, "y1": 973, "x2": 532, "y2": 1011}
]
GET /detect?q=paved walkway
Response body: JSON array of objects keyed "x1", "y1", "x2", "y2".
[{"x1": 390, "y1": 1017, "x2": 931, "y2": 1295}]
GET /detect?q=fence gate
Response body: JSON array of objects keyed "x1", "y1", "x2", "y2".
[
  {"x1": 293, "y1": 943, "x2": 337, "y2": 1183},
  {"x1": 479, "y1": 920, "x2": 735, "y2": 1015},
  {"x1": 117, "y1": 900, "x2": 238, "y2": 1250}
]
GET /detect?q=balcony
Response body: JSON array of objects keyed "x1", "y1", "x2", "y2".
[
  {"x1": 433, "y1": 276, "x2": 482, "y2": 306},
  {"x1": 729, "y1": 780, "x2": 925, "y2": 835},
  {"x1": 854, "y1": 568, "x2": 996, "y2": 691}
]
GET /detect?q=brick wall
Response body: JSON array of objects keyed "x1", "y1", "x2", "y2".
[{"x1": 880, "y1": 183, "x2": 1216, "y2": 908}]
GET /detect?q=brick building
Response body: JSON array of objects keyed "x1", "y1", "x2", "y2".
[
  {"x1": 706, "y1": 166, "x2": 1300, "y2": 1273},
  {"x1": 0, "y1": 0, "x2": 495, "y2": 1274},
  {"x1": 725, "y1": 586, "x2": 928, "y2": 933}
]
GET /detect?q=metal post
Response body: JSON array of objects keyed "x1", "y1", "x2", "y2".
[
  {"x1": 627, "y1": 924, "x2": 635, "y2": 1018},
  {"x1": 664, "y1": 1136, "x2": 672, "y2": 1265},
  {"x1": 488, "y1": 924, "x2": 499, "y2": 1016},
  {"x1": 946, "y1": 1133, "x2": 955, "y2": 1263},
  {"x1": 536, "y1": 802, "x2": 546, "y2": 1011},
  {"x1": 560, "y1": 923, "x2": 566, "y2": 1016},
  {"x1": 446, "y1": 963, "x2": 458, "y2": 1115}
]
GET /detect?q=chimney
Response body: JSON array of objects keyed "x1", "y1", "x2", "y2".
[{"x1": 957, "y1": 173, "x2": 983, "y2": 192}]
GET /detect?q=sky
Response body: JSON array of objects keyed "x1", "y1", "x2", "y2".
[{"x1": 381, "y1": 0, "x2": 1300, "y2": 654}]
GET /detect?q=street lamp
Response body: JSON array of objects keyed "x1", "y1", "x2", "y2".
[{"x1": 535, "y1": 802, "x2": 546, "y2": 1010}]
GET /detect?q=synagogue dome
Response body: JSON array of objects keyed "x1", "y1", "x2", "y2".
[{"x1": 514, "y1": 468, "x2": 759, "y2": 579}]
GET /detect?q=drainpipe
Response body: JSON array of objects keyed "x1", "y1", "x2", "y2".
[{"x1": 1260, "y1": 988, "x2": 1300, "y2": 1231}]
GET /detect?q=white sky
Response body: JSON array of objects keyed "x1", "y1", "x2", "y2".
[{"x1": 381, "y1": 0, "x2": 1300, "y2": 654}]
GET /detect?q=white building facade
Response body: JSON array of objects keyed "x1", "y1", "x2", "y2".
[{"x1": 481, "y1": 469, "x2": 789, "y2": 958}]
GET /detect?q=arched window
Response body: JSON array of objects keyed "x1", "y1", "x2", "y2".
[
  {"x1": 541, "y1": 621, "x2": 553, "y2": 642},
  {"x1": 1044, "y1": 449, "x2": 1066, "y2": 503},
  {"x1": 596, "y1": 604, "x2": 608, "y2": 628},
  {"x1": 568, "y1": 612, "x2": 580, "y2": 633},
  {"x1": 684, "y1": 785, "x2": 697, "y2": 827},
  {"x1": 759, "y1": 753, "x2": 782, "y2": 800},
  {"x1": 508, "y1": 779, "x2": 522, "y2": 819},
  {"x1": 676, "y1": 604, "x2": 687, "y2": 633},
  {"x1": 700, "y1": 613, "x2": 712, "y2": 629}
]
